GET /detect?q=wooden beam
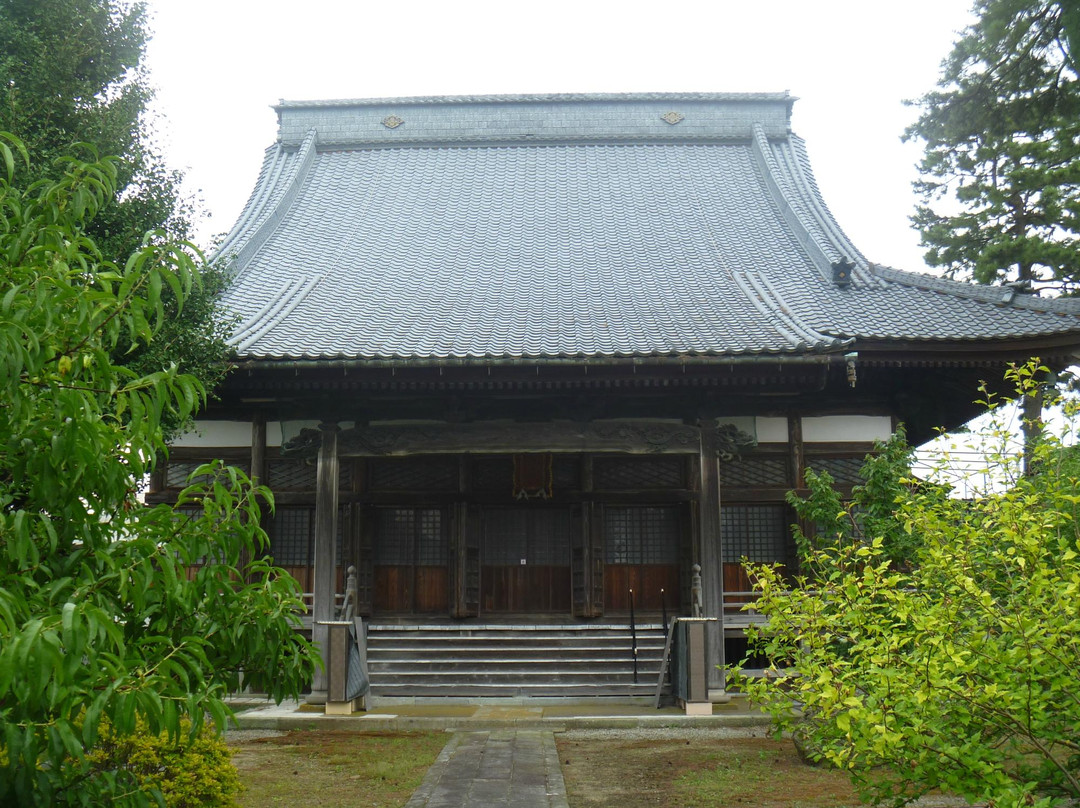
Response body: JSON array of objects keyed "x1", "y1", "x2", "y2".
[
  {"x1": 309, "y1": 422, "x2": 340, "y2": 704},
  {"x1": 294, "y1": 420, "x2": 705, "y2": 457}
]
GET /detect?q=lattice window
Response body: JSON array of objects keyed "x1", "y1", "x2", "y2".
[
  {"x1": 719, "y1": 456, "x2": 790, "y2": 487},
  {"x1": 268, "y1": 507, "x2": 314, "y2": 566},
  {"x1": 807, "y1": 456, "x2": 864, "y2": 486},
  {"x1": 373, "y1": 508, "x2": 445, "y2": 565},
  {"x1": 166, "y1": 462, "x2": 208, "y2": 488},
  {"x1": 552, "y1": 456, "x2": 581, "y2": 490},
  {"x1": 471, "y1": 457, "x2": 512, "y2": 492},
  {"x1": 594, "y1": 457, "x2": 684, "y2": 490},
  {"x1": 166, "y1": 461, "x2": 251, "y2": 489},
  {"x1": 604, "y1": 506, "x2": 680, "y2": 564},
  {"x1": 267, "y1": 507, "x2": 344, "y2": 566},
  {"x1": 483, "y1": 509, "x2": 570, "y2": 566},
  {"x1": 268, "y1": 459, "x2": 317, "y2": 490},
  {"x1": 721, "y1": 504, "x2": 792, "y2": 565},
  {"x1": 369, "y1": 457, "x2": 458, "y2": 492}
]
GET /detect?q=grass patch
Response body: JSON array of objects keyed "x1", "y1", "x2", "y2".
[
  {"x1": 230, "y1": 730, "x2": 447, "y2": 807},
  {"x1": 558, "y1": 734, "x2": 863, "y2": 808}
]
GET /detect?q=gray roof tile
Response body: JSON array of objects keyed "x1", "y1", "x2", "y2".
[{"x1": 217, "y1": 94, "x2": 1080, "y2": 361}]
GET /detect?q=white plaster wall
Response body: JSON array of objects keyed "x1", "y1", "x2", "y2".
[
  {"x1": 754, "y1": 417, "x2": 789, "y2": 443},
  {"x1": 172, "y1": 420, "x2": 252, "y2": 448},
  {"x1": 801, "y1": 415, "x2": 893, "y2": 443}
]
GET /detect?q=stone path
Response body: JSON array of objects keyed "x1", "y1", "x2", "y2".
[{"x1": 404, "y1": 730, "x2": 569, "y2": 808}]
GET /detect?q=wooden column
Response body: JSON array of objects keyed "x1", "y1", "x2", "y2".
[
  {"x1": 308, "y1": 422, "x2": 340, "y2": 704},
  {"x1": 697, "y1": 420, "x2": 725, "y2": 694},
  {"x1": 250, "y1": 413, "x2": 267, "y2": 486},
  {"x1": 245, "y1": 413, "x2": 268, "y2": 583},
  {"x1": 788, "y1": 415, "x2": 805, "y2": 490}
]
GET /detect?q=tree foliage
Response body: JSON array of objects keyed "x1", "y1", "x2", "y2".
[
  {"x1": 787, "y1": 427, "x2": 941, "y2": 574},
  {"x1": 739, "y1": 365, "x2": 1080, "y2": 807},
  {"x1": 0, "y1": 138, "x2": 315, "y2": 807},
  {"x1": 0, "y1": 0, "x2": 233, "y2": 431},
  {"x1": 907, "y1": 0, "x2": 1080, "y2": 291}
]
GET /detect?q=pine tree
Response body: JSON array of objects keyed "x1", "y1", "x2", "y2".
[{"x1": 907, "y1": 0, "x2": 1080, "y2": 292}]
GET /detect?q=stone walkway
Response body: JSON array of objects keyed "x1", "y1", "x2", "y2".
[{"x1": 404, "y1": 730, "x2": 569, "y2": 808}]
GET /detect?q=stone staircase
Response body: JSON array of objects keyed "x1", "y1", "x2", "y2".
[{"x1": 365, "y1": 623, "x2": 670, "y2": 699}]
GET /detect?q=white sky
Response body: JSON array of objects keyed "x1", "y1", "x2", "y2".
[{"x1": 143, "y1": 0, "x2": 976, "y2": 268}]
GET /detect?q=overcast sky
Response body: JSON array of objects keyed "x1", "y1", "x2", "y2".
[{"x1": 143, "y1": 0, "x2": 975, "y2": 271}]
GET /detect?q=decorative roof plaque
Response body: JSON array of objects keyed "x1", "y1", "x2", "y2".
[
  {"x1": 661, "y1": 111, "x2": 684, "y2": 125},
  {"x1": 382, "y1": 115, "x2": 404, "y2": 129}
]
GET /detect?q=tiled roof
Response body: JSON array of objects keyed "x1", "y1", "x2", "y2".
[{"x1": 216, "y1": 94, "x2": 1080, "y2": 362}]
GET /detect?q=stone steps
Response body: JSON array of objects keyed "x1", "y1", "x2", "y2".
[{"x1": 366, "y1": 623, "x2": 670, "y2": 698}]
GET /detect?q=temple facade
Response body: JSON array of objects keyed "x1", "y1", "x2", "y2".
[{"x1": 153, "y1": 93, "x2": 1080, "y2": 699}]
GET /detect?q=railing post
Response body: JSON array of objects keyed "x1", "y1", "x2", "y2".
[
  {"x1": 661, "y1": 587, "x2": 668, "y2": 631},
  {"x1": 629, "y1": 587, "x2": 638, "y2": 684},
  {"x1": 339, "y1": 564, "x2": 357, "y2": 621},
  {"x1": 691, "y1": 563, "x2": 703, "y2": 618}
]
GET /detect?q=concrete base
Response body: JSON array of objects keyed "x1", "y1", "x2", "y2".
[
  {"x1": 709, "y1": 689, "x2": 732, "y2": 704},
  {"x1": 325, "y1": 698, "x2": 360, "y2": 716},
  {"x1": 305, "y1": 689, "x2": 328, "y2": 706},
  {"x1": 683, "y1": 701, "x2": 713, "y2": 716}
]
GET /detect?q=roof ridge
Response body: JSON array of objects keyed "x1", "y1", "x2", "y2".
[
  {"x1": 750, "y1": 124, "x2": 835, "y2": 285},
  {"x1": 871, "y1": 265, "x2": 1080, "y2": 314},
  {"x1": 213, "y1": 144, "x2": 287, "y2": 262},
  {"x1": 233, "y1": 274, "x2": 322, "y2": 354},
  {"x1": 754, "y1": 272, "x2": 854, "y2": 351},
  {"x1": 275, "y1": 92, "x2": 796, "y2": 109},
  {"x1": 780, "y1": 136, "x2": 879, "y2": 287},
  {"x1": 215, "y1": 130, "x2": 318, "y2": 277}
]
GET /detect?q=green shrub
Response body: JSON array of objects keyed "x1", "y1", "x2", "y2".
[{"x1": 87, "y1": 719, "x2": 241, "y2": 808}]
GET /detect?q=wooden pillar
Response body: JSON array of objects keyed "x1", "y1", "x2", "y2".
[
  {"x1": 250, "y1": 413, "x2": 267, "y2": 486},
  {"x1": 697, "y1": 420, "x2": 725, "y2": 694},
  {"x1": 245, "y1": 413, "x2": 268, "y2": 583},
  {"x1": 308, "y1": 422, "x2": 340, "y2": 704},
  {"x1": 788, "y1": 416, "x2": 805, "y2": 490}
]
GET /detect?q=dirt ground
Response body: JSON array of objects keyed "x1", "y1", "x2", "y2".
[
  {"x1": 229, "y1": 729, "x2": 447, "y2": 808},
  {"x1": 228, "y1": 726, "x2": 924, "y2": 808},
  {"x1": 556, "y1": 731, "x2": 863, "y2": 808}
]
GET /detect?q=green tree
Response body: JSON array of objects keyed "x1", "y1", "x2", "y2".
[
  {"x1": 0, "y1": 139, "x2": 315, "y2": 807},
  {"x1": 0, "y1": 0, "x2": 233, "y2": 429},
  {"x1": 739, "y1": 366, "x2": 1080, "y2": 808},
  {"x1": 787, "y1": 427, "x2": 938, "y2": 574},
  {"x1": 906, "y1": 0, "x2": 1080, "y2": 291}
]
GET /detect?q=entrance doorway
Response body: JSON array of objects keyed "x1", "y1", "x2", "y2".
[
  {"x1": 481, "y1": 507, "x2": 572, "y2": 613},
  {"x1": 603, "y1": 505, "x2": 682, "y2": 612},
  {"x1": 372, "y1": 507, "x2": 448, "y2": 614}
]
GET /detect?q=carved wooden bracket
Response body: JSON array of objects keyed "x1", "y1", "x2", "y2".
[{"x1": 712, "y1": 423, "x2": 757, "y2": 461}]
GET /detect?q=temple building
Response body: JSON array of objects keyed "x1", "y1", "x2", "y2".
[{"x1": 153, "y1": 93, "x2": 1080, "y2": 701}]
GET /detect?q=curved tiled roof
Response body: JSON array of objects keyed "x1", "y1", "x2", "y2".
[{"x1": 216, "y1": 94, "x2": 1080, "y2": 362}]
